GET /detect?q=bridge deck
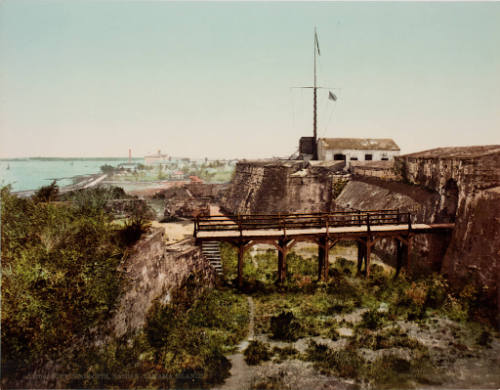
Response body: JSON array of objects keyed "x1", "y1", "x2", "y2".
[
  {"x1": 196, "y1": 223, "x2": 454, "y2": 239},
  {"x1": 193, "y1": 210, "x2": 454, "y2": 285}
]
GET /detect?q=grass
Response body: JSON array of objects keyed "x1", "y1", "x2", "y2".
[
  {"x1": 219, "y1": 242, "x2": 499, "y2": 389},
  {"x1": 244, "y1": 341, "x2": 272, "y2": 365}
]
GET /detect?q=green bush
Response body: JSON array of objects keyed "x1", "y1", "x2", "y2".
[
  {"x1": 1, "y1": 186, "x2": 124, "y2": 381},
  {"x1": 144, "y1": 298, "x2": 235, "y2": 387},
  {"x1": 270, "y1": 311, "x2": 302, "y2": 341},
  {"x1": 244, "y1": 341, "x2": 272, "y2": 365},
  {"x1": 32, "y1": 180, "x2": 59, "y2": 203},
  {"x1": 305, "y1": 341, "x2": 365, "y2": 379},
  {"x1": 359, "y1": 309, "x2": 385, "y2": 330},
  {"x1": 118, "y1": 217, "x2": 150, "y2": 246},
  {"x1": 477, "y1": 330, "x2": 492, "y2": 347},
  {"x1": 272, "y1": 345, "x2": 299, "y2": 362}
]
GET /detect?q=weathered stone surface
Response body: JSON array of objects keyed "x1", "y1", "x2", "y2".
[
  {"x1": 334, "y1": 178, "x2": 450, "y2": 271},
  {"x1": 221, "y1": 160, "x2": 345, "y2": 214},
  {"x1": 350, "y1": 160, "x2": 402, "y2": 181},
  {"x1": 110, "y1": 228, "x2": 215, "y2": 337},
  {"x1": 155, "y1": 183, "x2": 228, "y2": 218},
  {"x1": 105, "y1": 198, "x2": 156, "y2": 219},
  {"x1": 396, "y1": 146, "x2": 500, "y2": 318}
]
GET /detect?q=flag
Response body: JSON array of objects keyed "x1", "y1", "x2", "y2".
[
  {"x1": 328, "y1": 91, "x2": 337, "y2": 101},
  {"x1": 314, "y1": 31, "x2": 321, "y2": 56}
]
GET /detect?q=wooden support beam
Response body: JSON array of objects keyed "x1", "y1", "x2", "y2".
[
  {"x1": 395, "y1": 239, "x2": 403, "y2": 278},
  {"x1": 318, "y1": 241, "x2": 325, "y2": 281},
  {"x1": 357, "y1": 240, "x2": 366, "y2": 275},
  {"x1": 236, "y1": 240, "x2": 252, "y2": 289},
  {"x1": 277, "y1": 238, "x2": 293, "y2": 284},
  {"x1": 357, "y1": 240, "x2": 362, "y2": 273},
  {"x1": 406, "y1": 235, "x2": 412, "y2": 274},
  {"x1": 365, "y1": 240, "x2": 372, "y2": 278},
  {"x1": 317, "y1": 237, "x2": 333, "y2": 281}
]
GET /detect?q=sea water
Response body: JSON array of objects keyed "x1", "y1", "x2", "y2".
[{"x1": 0, "y1": 158, "x2": 140, "y2": 192}]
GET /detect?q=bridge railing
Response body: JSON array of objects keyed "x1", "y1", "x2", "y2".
[{"x1": 194, "y1": 209, "x2": 412, "y2": 235}]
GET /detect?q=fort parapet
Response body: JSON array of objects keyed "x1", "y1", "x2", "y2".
[{"x1": 220, "y1": 146, "x2": 500, "y2": 320}]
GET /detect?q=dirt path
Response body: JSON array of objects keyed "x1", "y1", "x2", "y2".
[{"x1": 215, "y1": 296, "x2": 255, "y2": 390}]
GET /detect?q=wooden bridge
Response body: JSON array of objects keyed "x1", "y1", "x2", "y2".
[{"x1": 194, "y1": 209, "x2": 454, "y2": 287}]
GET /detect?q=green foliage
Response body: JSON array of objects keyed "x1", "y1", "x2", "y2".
[
  {"x1": 271, "y1": 345, "x2": 299, "y2": 362},
  {"x1": 60, "y1": 186, "x2": 129, "y2": 215},
  {"x1": 365, "y1": 351, "x2": 441, "y2": 388},
  {"x1": 350, "y1": 326, "x2": 424, "y2": 351},
  {"x1": 270, "y1": 311, "x2": 302, "y2": 341},
  {"x1": 187, "y1": 288, "x2": 250, "y2": 346},
  {"x1": 32, "y1": 180, "x2": 59, "y2": 203},
  {"x1": 332, "y1": 178, "x2": 349, "y2": 199},
  {"x1": 142, "y1": 288, "x2": 248, "y2": 387},
  {"x1": 243, "y1": 340, "x2": 271, "y2": 365},
  {"x1": 359, "y1": 309, "x2": 386, "y2": 330},
  {"x1": 118, "y1": 217, "x2": 151, "y2": 246},
  {"x1": 305, "y1": 340, "x2": 365, "y2": 379},
  {"x1": 1, "y1": 186, "x2": 124, "y2": 380},
  {"x1": 100, "y1": 164, "x2": 116, "y2": 174}
]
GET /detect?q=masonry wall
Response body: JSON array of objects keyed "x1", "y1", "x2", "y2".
[{"x1": 220, "y1": 160, "x2": 344, "y2": 215}]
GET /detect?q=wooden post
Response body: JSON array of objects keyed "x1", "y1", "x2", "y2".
[
  {"x1": 323, "y1": 238, "x2": 330, "y2": 281},
  {"x1": 277, "y1": 239, "x2": 289, "y2": 284},
  {"x1": 238, "y1": 214, "x2": 242, "y2": 237},
  {"x1": 357, "y1": 240, "x2": 365, "y2": 274},
  {"x1": 365, "y1": 240, "x2": 372, "y2": 278},
  {"x1": 395, "y1": 239, "x2": 403, "y2": 278},
  {"x1": 318, "y1": 240, "x2": 325, "y2": 281}
]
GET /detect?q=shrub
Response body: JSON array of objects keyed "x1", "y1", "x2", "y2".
[
  {"x1": 144, "y1": 296, "x2": 236, "y2": 387},
  {"x1": 118, "y1": 217, "x2": 150, "y2": 246},
  {"x1": 305, "y1": 341, "x2": 364, "y2": 379},
  {"x1": 351, "y1": 326, "x2": 424, "y2": 351},
  {"x1": 32, "y1": 180, "x2": 59, "y2": 203},
  {"x1": 365, "y1": 354, "x2": 412, "y2": 389},
  {"x1": 243, "y1": 341, "x2": 271, "y2": 365},
  {"x1": 359, "y1": 309, "x2": 385, "y2": 330},
  {"x1": 272, "y1": 346, "x2": 299, "y2": 362},
  {"x1": 1, "y1": 187, "x2": 123, "y2": 381},
  {"x1": 270, "y1": 311, "x2": 302, "y2": 341},
  {"x1": 477, "y1": 331, "x2": 492, "y2": 348},
  {"x1": 100, "y1": 164, "x2": 116, "y2": 174}
]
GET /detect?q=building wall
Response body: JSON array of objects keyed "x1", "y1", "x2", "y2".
[
  {"x1": 144, "y1": 156, "x2": 169, "y2": 165},
  {"x1": 317, "y1": 144, "x2": 399, "y2": 167}
]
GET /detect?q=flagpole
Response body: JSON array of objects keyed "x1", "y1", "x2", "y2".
[{"x1": 313, "y1": 28, "x2": 318, "y2": 160}]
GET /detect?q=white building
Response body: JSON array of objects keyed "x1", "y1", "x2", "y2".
[
  {"x1": 317, "y1": 138, "x2": 400, "y2": 168},
  {"x1": 144, "y1": 150, "x2": 169, "y2": 165}
]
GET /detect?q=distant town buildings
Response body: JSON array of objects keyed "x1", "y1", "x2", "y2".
[
  {"x1": 172, "y1": 171, "x2": 185, "y2": 180},
  {"x1": 144, "y1": 150, "x2": 169, "y2": 165}
]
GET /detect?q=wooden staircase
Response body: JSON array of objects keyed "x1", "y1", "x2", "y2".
[{"x1": 201, "y1": 241, "x2": 223, "y2": 276}]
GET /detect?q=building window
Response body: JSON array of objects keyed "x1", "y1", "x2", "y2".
[
  {"x1": 333, "y1": 154, "x2": 346, "y2": 161},
  {"x1": 350, "y1": 157, "x2": 358, "y2": 161},
  {"x1": 381, "y1": 157, "x2": 389, "y2": 161},
  {"x1": 365, "y1": 154, "x2": 373, "y2": 161}
]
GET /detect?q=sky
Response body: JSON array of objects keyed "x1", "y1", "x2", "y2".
[{"x1": 1, "y1": 1, "x2": 499, "y2": 159}]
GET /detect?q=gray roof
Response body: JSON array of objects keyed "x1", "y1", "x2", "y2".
[{"x1": 319, "y1": 138, "x2": 400, "y2": 151}]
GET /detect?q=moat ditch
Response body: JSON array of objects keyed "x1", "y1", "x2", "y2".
[{"x1": 213, "y1": 242, "x2": 500, "y2": 390}]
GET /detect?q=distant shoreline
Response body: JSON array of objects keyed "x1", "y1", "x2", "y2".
[
  {"x1": 0, "y1": 157, "x2": 142, "y2": 162},
  {"x1": 13, "y1": 172, "x2": 105, "y2": 198}
]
